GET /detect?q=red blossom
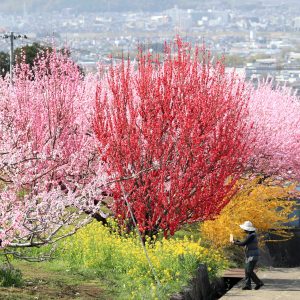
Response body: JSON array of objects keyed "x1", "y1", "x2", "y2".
[{"x1": 94, "y1": 38, "x2": 251, "y2": 236}]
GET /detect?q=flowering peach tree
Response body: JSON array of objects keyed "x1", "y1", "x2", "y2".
[
  {"x1": 94, "y1": 39, "x2": 251, "y2": 237},
  {"x1": 248, "y1": 82, "x2": 300, "y2": 180},
  {"x1": 0, "y1": 50, "x2": 107, "y2": 258}
]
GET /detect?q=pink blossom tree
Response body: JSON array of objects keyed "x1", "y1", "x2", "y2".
[
  {"x1": 248, "y1": 82, "x2": 300, "y2": 181},
  {"x1": 0, "y1": 50, "x2": 107, "y2": 258}
]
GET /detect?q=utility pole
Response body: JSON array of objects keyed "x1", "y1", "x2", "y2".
[
  {"x1": 10, "y1": 32, "x2": 13, "y2": 82},
  {"x1": 1, "y1": 32, "x2": 28, "y2": 84}
]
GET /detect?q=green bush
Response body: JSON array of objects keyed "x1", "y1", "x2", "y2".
[{"x1": 0, "y1": 264, "x2": 23, "y2": 287}]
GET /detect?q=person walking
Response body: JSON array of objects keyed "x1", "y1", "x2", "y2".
[{"x1": 231, "y1": 221, "x2": 264, "y2": 290}]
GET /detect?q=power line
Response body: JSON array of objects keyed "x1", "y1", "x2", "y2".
[{"x1": 1, "y1": 32, "x2": 28, "y2": 84}]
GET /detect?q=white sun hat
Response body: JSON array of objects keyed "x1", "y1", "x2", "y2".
[{"x1": 239, "y1": 221, "x2": 256, "y2": 231}]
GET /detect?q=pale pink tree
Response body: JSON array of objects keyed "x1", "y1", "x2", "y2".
[
  {"x1": 248, "y1": 82, "x2": 300, "y2": 181},
  {"x1": 0, "y1": 50, "x2": 107, "y2": 258}
]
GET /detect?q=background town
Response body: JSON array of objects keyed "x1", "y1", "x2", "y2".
[{"x1": 0, "y1": 0, "x2": 300, "y2": 94}]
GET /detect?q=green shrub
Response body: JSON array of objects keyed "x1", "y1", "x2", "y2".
[{"x1": 0, "y1": 264, "x2": 23, "y2": 287}]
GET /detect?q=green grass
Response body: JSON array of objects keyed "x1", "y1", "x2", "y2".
[
  {"x1": 173, "y1": 222, "x2": 201, "y2": 240},
  {"x1": 0, "y1": 260, "x2": 114, "y2": 300}
]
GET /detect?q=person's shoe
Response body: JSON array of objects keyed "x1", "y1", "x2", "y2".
[
  {"x1": 242, "y1": 286, "x2": 252, "y2": 290},
  {"x1": 254, "y1": 283, "x2": 264, "y2": 290}
]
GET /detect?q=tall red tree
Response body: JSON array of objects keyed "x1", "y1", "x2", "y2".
[{"x1": 94, "y1": 39, "x2": 251, "y2": 236}]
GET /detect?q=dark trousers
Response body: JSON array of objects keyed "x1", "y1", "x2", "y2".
[{"x1": 244, "y1": 258, "x2": 262, "y2": 287}]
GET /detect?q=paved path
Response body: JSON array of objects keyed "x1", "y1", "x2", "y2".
[{"x1": 221, "y1": 267, "x2": 300, "y2": 299}]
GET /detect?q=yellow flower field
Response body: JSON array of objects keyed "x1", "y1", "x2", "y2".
[{"x1": 56, "y1": 220, "x2": 228, "y2": 299}]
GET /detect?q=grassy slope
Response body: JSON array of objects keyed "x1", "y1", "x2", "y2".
[{"x1": 0, "y1": 261, "x2": 114, "y2": 300}]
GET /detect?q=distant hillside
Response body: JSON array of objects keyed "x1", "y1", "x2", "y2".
[
  {"x1": 0, "y1": 0, "x2": 273, "y2": 14},
  {"x1": 0, "y1": 0, "x2": 199, "y2": 13},
  {"x1": 0, "y1": 0, "x2": 296, "y2": 14}
]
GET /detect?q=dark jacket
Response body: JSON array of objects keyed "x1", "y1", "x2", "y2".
[{"x1": 234, "y1": 232, "x2": 259, "y2": 258}]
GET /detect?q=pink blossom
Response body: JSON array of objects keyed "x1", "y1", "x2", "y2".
[{"x1": 0, "y1": 50, "x2": 107, "y2": 249}]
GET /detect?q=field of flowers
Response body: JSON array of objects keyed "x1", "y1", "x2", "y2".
[{"x1": 51, "y1": 220, "x2": 228, "y2": 299}]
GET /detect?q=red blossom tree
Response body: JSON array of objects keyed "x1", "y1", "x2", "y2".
[
  {"x1": 94, "y1": 39, "x2": 251, "y2": 236},
  {"x1": 0, "y1": 50, "x2": 107, "y2": 256}
]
